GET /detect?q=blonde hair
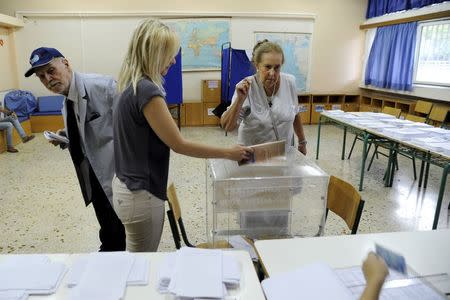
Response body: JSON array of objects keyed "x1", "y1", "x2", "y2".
[
  {"x1": 251, "y1": 39, "x2": 284, "y2": 66},
  {"x1": 118, "y1": 18, "x2": 180, "y2": 94}
]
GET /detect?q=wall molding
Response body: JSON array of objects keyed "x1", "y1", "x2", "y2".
[
  {"x1": 0, "y1": 13, "x2": 25, "y2": 28},
  {"x1": 16, "y1": 11, "x2": 316, "y2": 20}
]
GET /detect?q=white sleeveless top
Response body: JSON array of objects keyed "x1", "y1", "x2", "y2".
[{"x1": 230, "y1": 73, "x2": 298, "y2": 146}]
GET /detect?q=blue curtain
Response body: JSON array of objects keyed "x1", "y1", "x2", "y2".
[
  {"x1": 366, "y1": 0, "x2": 446, "y2": 18},
  {"x1": 365, "y1": 22, "x2": 418, "y2": 91},
  {"x1": 409, "y1": 0, "x2": 446, "y2": 8},
  {"x1": 221, "y1": 46, "x2": 231, "y2": 102},
  {"x1": 163, "y1": 49, "x2": 183, "y2": 104},
  {"x1": 220, "y1": 47, "x2": 254, "y2": 103},
  {"x1": 213, "y1": 46, "x2": 254, "y2": 118},
  {"x1": 228, "y1": 49, "x2": 254, "y2": 102}
]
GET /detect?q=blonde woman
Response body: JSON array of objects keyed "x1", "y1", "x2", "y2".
[{"x1": 113, "y1": 19, "x2": 252, "y2": 252}]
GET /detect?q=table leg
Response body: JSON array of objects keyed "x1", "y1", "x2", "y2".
[
  {"x1": 424, "y1": 153, "x2": 431, "y2": 189},
  {"x1": 385, "y1": 145, "x2": 395, "y2": 187},
  {"x1": 341, "y1": 126, "x2": 347, "y2": 160},
  {"x1": 316, "y1": 115, "x2": 322, "y2": 160},
  {"x1": 418, "y1": 152, "x2": 426, "y2": 188},
  {"x1": 359, "y1": 132, "x2": 369, "y2": 192},
  {"x1": 432, "y1": 164, "x2": 449, "y2": 230}
]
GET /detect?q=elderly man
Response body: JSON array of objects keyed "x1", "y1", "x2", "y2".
[
  {"x1": 25, "y1": 47, "x2": 125, "y2": 251},
  {"x1": 0, "y1": 106, "x2": 34, "y2": 153}
]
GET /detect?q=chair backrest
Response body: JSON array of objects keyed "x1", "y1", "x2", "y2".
[
  {"x1": 166, "y1": 183, "x2": 194, "y2": 248},
  {"x1": 428, "y1": 106, "x2": 449, "y2": 126},
  {"x1": 405, "y1": 113, "x2": 426, "y2": 123},
  {"x1": 382, "y1": 106, "x2": 401, "y2": 118},
  {"x1": 37, "y1": 96, "x2": 64, "y2": 112},
  {"x1": 167, "y1": 183, "x2": 182, "y2": 221},
  {"x1": 414, "y1": 100, "x2": 433, "y2": 116},
  {"x1": 326, "y1": 176, "x2": 365, "y2": 234}
]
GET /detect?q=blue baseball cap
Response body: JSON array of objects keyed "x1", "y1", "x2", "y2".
[{"x1": 24, "y1": 47, "x2": 64, "y2": 77}]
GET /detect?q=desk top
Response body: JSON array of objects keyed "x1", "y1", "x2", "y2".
[
  {"x1": 12, "y1": 250, "x2": 265, "y2": 300},
  {"x1": 321, "y1": 111, "x2": 450, "y2": 161},
  {"x1": 255, "y1": 229, "x2": 450, "y2": 294}
]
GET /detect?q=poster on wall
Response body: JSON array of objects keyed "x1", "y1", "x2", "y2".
[
  {"x1": 255, "y1": 32, "x2": 311, "y2": 92},
  {"x1": 165, "y1": 19, "x2": 230, "y2": 71}
]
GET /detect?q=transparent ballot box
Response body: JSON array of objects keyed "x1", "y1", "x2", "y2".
[{"x1": 206, "y1": 148, "x2": 329, "y2": 246}]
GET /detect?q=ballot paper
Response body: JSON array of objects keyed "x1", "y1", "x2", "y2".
[
  {"x1": 68, "y1": 252, "x2": 134, "y2": 300},
  {"x1": 43, "y1": 130, "x2": 69, "y2": 144},
  {"x1": 261, "y1": 262, "x2": 353, "y2": 300},
  {"x1": 66, "y1": 253, "x2": 149, "y2": 287},
  {"x1": 335, "y1": 266, "x2": 447, "y2": 300},
  {"x1": 228, "y1": 235, "x2": 258, "y2": 261},
  {"x1": 157, "y1": 247, "x2": 242, "y2": 299},
  {"x1": 0, "y1": 290, "x2": 28, "y2": 300},
  {"x1": 0, "y1": 255, "x2": 66, "y2": 295},
  {"x1": 375, "y1": 244, "x2": 407, "y2": 274}
]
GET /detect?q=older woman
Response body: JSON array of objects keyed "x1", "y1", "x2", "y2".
[
  {"x1": 113, "y1": 19, "x2": 252, "y2": 252},
  {"x1": 220, "y1": 40, "x2": 307, "y2": 155}
]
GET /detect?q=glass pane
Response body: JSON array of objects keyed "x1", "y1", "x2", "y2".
[{"x1": 415, "y1": 22, "x2": 450, "y2": 85}]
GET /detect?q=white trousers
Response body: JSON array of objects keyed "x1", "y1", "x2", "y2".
[{"x1": 112, "y1": 175, "x2": 165, "y2": 252}]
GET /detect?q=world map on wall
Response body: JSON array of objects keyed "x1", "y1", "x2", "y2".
[
  {"x1": 166, "y1": 19, "x2": 230, "y2": 70},
  {"x1": 255, "y1": 32, "x2": 311, "y2": 92}
]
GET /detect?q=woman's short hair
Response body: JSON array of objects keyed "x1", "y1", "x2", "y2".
[
  {"x1": 118, "y1": 18, "x2": 180, "y2": 93},
  {"x1": 251, "y1": 39, "x2": 284, "y2": 66}
]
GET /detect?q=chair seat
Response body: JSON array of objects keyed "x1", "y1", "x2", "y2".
[{"x1": 196, "y1": 240, "x2": 233, "y2": 249}]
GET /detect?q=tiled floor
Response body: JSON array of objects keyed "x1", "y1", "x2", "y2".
[{"x1": 0, "y1": 125, "x2": 448, "y2": 254}]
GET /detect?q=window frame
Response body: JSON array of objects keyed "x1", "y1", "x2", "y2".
[{"x1": 413, "y1": 18, "x2": 450, "y2": 88}]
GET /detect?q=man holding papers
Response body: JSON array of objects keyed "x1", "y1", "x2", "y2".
[{"x1": 25, "y1": 47, "x2": 125, "y2": 251}]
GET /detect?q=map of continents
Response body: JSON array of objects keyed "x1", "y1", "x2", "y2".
[
  {"x1": 255, "y1": 32, "x2": 311, "y2": 92},
  {"x1": 166, "y1": 20, "x2": 230, "y2": 70}
]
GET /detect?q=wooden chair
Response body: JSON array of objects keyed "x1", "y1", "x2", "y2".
[
  {"x1": 166, "y1": 183, "x2": 231, "y2": 249},
  {"x1": 405, "y1": 113, "x2": 426, "y2": 123},
  {"x1": 414, "y1": 100, "x2": 433, "y2": 117},
  {"x1": 381, "y1": 106, "x2": 401, "y2": 118},
  {"x1": 427, "y1": 105, "x2": 449, "y2": 127},
  {"x1": 326, "y1": 176, "x2": 365, "y2": 234}
]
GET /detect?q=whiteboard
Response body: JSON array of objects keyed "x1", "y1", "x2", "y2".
[{"x1": 14, "y1": 14, "x2": 314, "y2": 100}]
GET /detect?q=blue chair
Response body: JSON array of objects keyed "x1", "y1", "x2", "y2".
[{"x1": 30, "y1": 95, "x2": 65, "y2": 132}]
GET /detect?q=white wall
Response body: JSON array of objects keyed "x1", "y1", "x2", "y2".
[
  {"x1": 15, "y1": 15, "x2": 315, "y2": 100},
  {"x1": 0, "y1": 26, "x2": 19, "y2": 91},
  {"x1": 1, "y1": 0, "x2": 367, "y2": 99}
]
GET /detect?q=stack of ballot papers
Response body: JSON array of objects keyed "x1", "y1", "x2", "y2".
[
  {"x1": 0, "y1": 254, "x2": 67, "y2": 299},
  {"x1": 65, "y1": 252, "x2": 149, "y2": 300},
  {"x1": 157, "y1": 247, "x2": 241, "y2": 299}
]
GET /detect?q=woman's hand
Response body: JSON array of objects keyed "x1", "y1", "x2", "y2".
[
  {"x1": 362, "y1": 252, "x2": 388, "y2": 285},
  {"x1": 297, "y1": 143, "x2": 307, "y2": 155},
  {"x1": 235, "y1": 78, "x2": 252, "y2": 102},
  {"x1": 226, "y1": 145, "x2": 254, "y2": 161},
  {"x1": 360, "y1": 252, "x2": 388, "y2": 300}
]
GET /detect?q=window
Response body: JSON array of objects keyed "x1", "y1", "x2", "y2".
[{"x1": 414, "y1": 19, "x2": 450, "y2": 86}]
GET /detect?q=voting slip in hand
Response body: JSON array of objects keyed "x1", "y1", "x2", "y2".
[
  {"x1": 43, "y1": 131, "x2": 69, "y2": 144},
  {"x1": 239, "y1": 140, "x2": 286, "y2": 166},
  {"x1": 375, "y1": 243, "x2": 407, "y2": 274}
]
